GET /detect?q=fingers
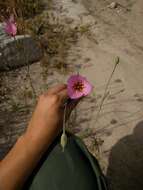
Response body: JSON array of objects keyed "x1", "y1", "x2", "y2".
[
  {"x1": 47, "y1": 84, "x2": 67, "y2": 95},
  {"x1": 65, "y1": 98, "x2": 82, "y2": 121},
  {"x1": 67, "y1": 99, "x2": 80, "y2": 112},
  {"x1": 58, "y1": 89, "x2": 68, "y2": 104},
  {"x1": 43, "y1": 84, "x2": 81, "y2": 109}
]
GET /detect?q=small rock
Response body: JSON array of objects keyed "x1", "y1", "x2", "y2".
[
  {"x1": 65, "y1": 18, "x2": 74, "y2": 24},
  {"x1": 108, "y1": 2, "x2": 118, "y2": 9},
  {"x1": 136, "y1": 98, "x2": 143, "y2": 102},
  {"x1": 110, "y1": 119, "x2": 118, "y2": 125},
  {"x1": 134, "y1": 93, "x2": 140, "y2": 97},
  {"x1": 72, "y1": 0, "x2": 78, "y2": 3},
  {"x1": 84, "y1": 57, "x2": 91, "y2": 62},
  {"x1": 115, "y1": 78, "x2": 122, "y2": 83},
  {"x1": 0, "y1": 23, "x2": 43, "y2": 71},
  {"x1": 108, "y1": 95, "x2": 116, "y2": 100}
]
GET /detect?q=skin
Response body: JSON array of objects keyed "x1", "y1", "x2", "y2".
[{"x1": 0, "y1": 84, "x2": 78, "y2": 190}]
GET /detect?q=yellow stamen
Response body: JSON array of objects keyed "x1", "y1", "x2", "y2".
[{"x1": 73, "y1": 81, "x2": 84, "y2": 92}]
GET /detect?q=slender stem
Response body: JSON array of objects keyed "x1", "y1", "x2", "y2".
[
  {"x1": 26, "y1": 65, "x2": 37, "y2": 99},
  {"x1": 20, "y1": 8, "x2": 37, "y2": 99},
  {"x1": 63, "y1": 102, "x2": 67, "y2": 134},
  {"x1": 94, "y1": 57, "x2": 120, "y2": 125}
]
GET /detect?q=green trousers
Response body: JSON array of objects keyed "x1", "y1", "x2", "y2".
[{"x1": 24, "y1": 133, "x2": 108, "y2": 190}]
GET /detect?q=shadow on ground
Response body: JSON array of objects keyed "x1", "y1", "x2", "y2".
[
  {"x1": 107, "y1": 121, "x2": 143, "y2": 190},
  {"x1": 0, "y1": 107, "x2": 30, "y2": 160}
]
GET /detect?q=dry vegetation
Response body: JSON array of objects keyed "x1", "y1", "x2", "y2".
[
  {"x1": 0, "y1": 0, "x2": 94, "y2": 159},
  {"x1": 0, "y1": 0, "x2": 90, "y2": 71},
  {"x1": 0, "y1": 0, "x2": 44, "y2": 19}
]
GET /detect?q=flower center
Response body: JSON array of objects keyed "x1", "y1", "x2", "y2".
[{"x1": 73, "y1": 81, "x2": 84, "y2": 92}]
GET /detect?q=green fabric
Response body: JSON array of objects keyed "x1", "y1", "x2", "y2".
[{"x1": 24, "y1": 133, "x2": 108, "y2": 190}]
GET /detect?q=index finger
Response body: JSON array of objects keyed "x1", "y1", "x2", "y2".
[
  {"x1": 47, "y1": 84, "x2": 67, "y2": 95},
  {"x1": 58, "y1": 89, "x2": 68, "y2": 105}
]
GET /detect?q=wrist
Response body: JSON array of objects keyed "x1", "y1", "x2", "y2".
[
  {"x1": 18, "y1": 133, "x2": 47, "y2": 164},
  {"x1": 22, "y1": 129, "x2": 53, "y2": 157},
  {"x1": 25, "y1": 122, "x2": 62, "y2": 151}
]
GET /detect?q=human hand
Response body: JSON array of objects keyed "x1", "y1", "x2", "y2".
[
  {"x1": 0, "y1": 84, "x2": 80, "y2": 190},
  {"x1": 24, "y1": 84, "x2": 78, "y2": 153}
]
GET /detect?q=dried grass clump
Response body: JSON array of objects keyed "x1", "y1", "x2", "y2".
[
  {"x1": 25, "y1": 13, "x2": 80, "y2": 71},
  {"x1": 0, "y1": 0, "x2": 44, "y2": 20}
]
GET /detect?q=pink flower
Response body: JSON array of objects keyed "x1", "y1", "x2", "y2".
[
  {"x1": 67, "y1": 74, "x2": 93, "y2": 99},
  {"x1": 4, "y1": 15, "x2": 17, "y2": 37}
]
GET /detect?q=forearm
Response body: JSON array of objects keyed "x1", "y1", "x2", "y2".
[
  {"x1": 0, "y1": 84, "x2": 68, "y2": 190},
  {"x1": 0, "y1": 132, "x2": 51, "y2": 190}
]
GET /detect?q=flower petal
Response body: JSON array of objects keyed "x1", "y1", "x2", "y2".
[
  {"x1": 68, "y1": 75, "x2": 82, "y2": 85},
  {"x1": 4, "y1": 15, "x2": 17, "y2": 36},
  {"x1": 68, "y1": 88, "x2": 83, "y2": 99},
  {"x1": 83, "y1": 79, "x2": 93, "y2": 96},
  {"x1": 9, "y1": 15, "x2": 15, "y2": 23},
  {"x1": 67, "y1": 74, "x2": 92, "y2": 99}
]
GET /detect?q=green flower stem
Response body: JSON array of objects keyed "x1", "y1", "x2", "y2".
[
  {"x1": 60, "y1": 102, "x2": 68, "y2": 152},
  {"x1": 63, "y1": 102, "x2": 67, "y2": 134},
  {"x1": 94, "y1": 57, "x2": 120, "y2": 126}
]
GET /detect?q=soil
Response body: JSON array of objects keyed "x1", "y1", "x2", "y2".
[{"x1": 1, "y1": 0, "x2": 143, "y2": 189}]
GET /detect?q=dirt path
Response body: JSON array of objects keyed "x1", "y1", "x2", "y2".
[
  {"x1": 1, "y1": 0, "x2": 143, "y2": 189},
  {"x1": 55, "y1": 0, "x2": 143, "y2": 189}
]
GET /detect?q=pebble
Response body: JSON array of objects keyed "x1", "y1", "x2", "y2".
[{"x1": 108, "y1": 2, "x2": 118, "y2": 9}]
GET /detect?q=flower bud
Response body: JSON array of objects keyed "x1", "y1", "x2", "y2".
[{"x1": 60, "y1": 133, "x2": 67, "y2": 152}]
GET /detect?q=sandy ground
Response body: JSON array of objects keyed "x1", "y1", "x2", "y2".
[
  {"x1": 56, "y1": 0, "x2": 143, "y2": 189},
  {"x1": 1, "y1": 0, "x2": 143, "y2": 189}
]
